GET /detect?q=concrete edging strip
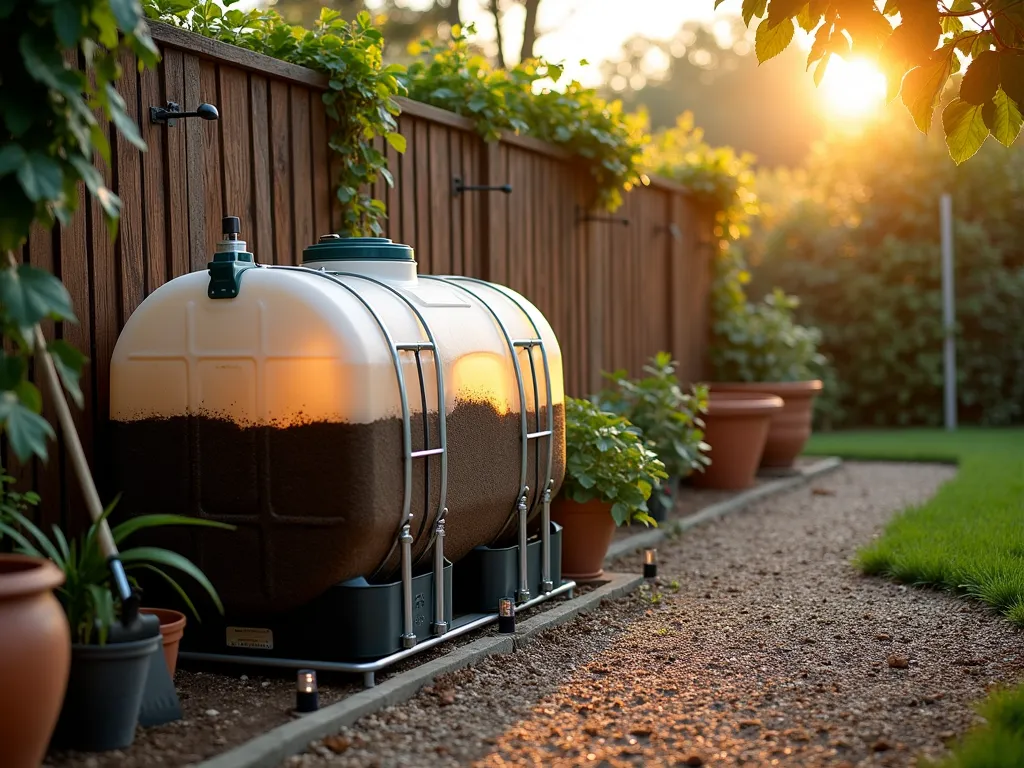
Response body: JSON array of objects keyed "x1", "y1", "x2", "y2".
[
  {"x1": 605, "y1": 456, "x2": 843, "y2": 562},
  {"x1": 193, "y1": 572, "x2": 643, "y2": 768}
]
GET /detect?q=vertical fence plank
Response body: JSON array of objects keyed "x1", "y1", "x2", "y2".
[
  {"x1": 310, "y1": 93, "x2": 330, "y2": 240},
  {"x1": 428, "y1": 123, "x2": 451, "y2": 275},
  {"x1": 163, "y1": 49, "x2": 189, "y2": 279},
  {"x1": 191, "y1": 56, "x2": 216, "y2": 269},
  {"x1": 250, "y1": 76, "x2": 273, "y2": 260},
  {"x1": 220, "y1": 66, "x2": 253, "y2": 247},
  {"x1": 268, "y1": 80, "x2": 292, "y2": 265},
  {"x1": 290, "y1": 88, "x2": 314, "y2": 259},
  {"x1": 414, "y1": 119, "x2": 431, "y2": 272},
  {"x1": 139, "y1": 61, "x2": 167, "y2": 295}
]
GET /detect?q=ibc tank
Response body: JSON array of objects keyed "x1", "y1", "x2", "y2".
[{"x1": 109, "y1": 221, "x2": 565, "y2": 615}]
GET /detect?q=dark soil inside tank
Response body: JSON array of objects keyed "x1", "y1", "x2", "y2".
[{"x1": 110, "y1": 401, "x2": 564, "y2": 616}]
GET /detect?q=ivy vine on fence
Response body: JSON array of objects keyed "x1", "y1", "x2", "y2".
[
  {"x1": 0, "y1": 0, "x2": 152, "y2": 461},
  {"x1": 142, "y1": 0, "x2": 407, "y2": 237},
  {"x1": 404, "y1": 24, "x2": 650, "y2": 212}
]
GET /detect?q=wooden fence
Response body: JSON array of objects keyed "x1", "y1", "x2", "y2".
[{"x1": 11, "y1": 23, "x2": 715, "y2": 531}]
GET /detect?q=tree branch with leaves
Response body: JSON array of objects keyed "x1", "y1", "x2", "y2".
[{"x1": 725, "y1": 0, "x2": 1024, "y2": 162}]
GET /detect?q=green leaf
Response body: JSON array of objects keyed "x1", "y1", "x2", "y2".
[
  {"x1": 755, "y1": 17, "x2": 795, "y2": 63},
  {"x1": 15, "y1": 380, "x2": 43, "y2": 414},
  {"x1": 0, "y1": 520, "x2": 41, "y2": 558},
  {"x1": 960, "y1": 50, "x2": 1000, "y2": 106},
  {"x1": 111, "y1": 513, "x2": 234, "y2": 546},
  {"x1": 385, "y1": 131, "x2": 407, "y2": 153},
  {"x1": 134, "y1": 563, "x2": 200, "y2": 621},
  {"x1": 109, "y1": 0, "x2": 143, "y2": 33},
  {"x1": 48, "y1": 340, "x2": 87, "y2": 409},
  {"x1": 0, "y1": 145, "x2": 26, "y2": 178},
  {"x1": 106, "y1": 86, "x2": 146, "y2": 151},
  {"x1": 17, "y1": 152, "x2": 64, "y2": 204},
  {"x1": 942, "y1": 98, "x2": 989, "y2": 164},
  {"x1": 0, "y1": 351, "x2": 26, "y2": 389},
  {"x1": 0, "y1": 392, "x2": 54, "y2": 462},
  {"x1": 0, "y1": 264, "x2": 78, "y2": 331},
  {"x1": 982, "y1": 88, "x2": 1023, "y2": 147},
  {"x1": 901, "y1": 54, "x2": 953, "y2": 132},
  {"x1": 85, "y1": 583, "x2": 115, "y2": 644},
  {"x1": 119, "y1": 546, "x2": 226, "y2": 613},
  {"x1": 1, "y1": 508, "x2": 61, "y2": 563},
  {"x1": 54, "y1": 1, "x2": 84, "y2": 47}
]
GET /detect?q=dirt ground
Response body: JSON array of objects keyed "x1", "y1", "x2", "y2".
[{"x1": 287, "y1": 462, "x2": 1024, "y2": 767}]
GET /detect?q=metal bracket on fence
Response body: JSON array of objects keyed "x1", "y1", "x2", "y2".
[
  {"x1": 150, "y1": 101, "x2": 220, "y2": 127},
  {"x1": 576, "y1": 205, "x2": 629, "y2": 227},
  {"x1": 453, "y1": 177, "x2": 513, "y2": 196}
]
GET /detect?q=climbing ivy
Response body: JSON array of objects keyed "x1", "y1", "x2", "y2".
[
  {"x1": 0, "y1": 0, "x2": 148, "y2": 461},
  {"x1": 142, "y1": 1, "x2": 406, "y2": 236},
  {"x1": 404, "y1": 24, "x2": 649, "y2": 212}
]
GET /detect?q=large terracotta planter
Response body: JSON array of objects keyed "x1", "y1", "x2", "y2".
[
  {"x1": 710, "y1": 380, "x2": 823, "y2": 468},
  {"x1": 550, "y1": 498, "x2": 616, "y2": 581},
  {"x1": 140, "y1": 607, "x2": 187, "y2": 678},
  {"x1": 692, "y1": 392, "x2": 784, "y2": 490},
  {"x1": 0, "y1": 554, "x2": 71, "y2": 768}
]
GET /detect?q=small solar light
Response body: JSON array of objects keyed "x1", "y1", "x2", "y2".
[
  {"x1": 643, "y1": 548, "x2": 658, "y2": 579},
  {"x1": 296, "y1": 669, "x2": 319, "y2": 713},
  {"x1": 498, "y1": 597, "x2": 516, "y2": 634}
]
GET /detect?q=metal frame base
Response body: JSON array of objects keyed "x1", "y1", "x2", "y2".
[{"x1": 179, "y1": 580, "x2": 576, "y2": 689}]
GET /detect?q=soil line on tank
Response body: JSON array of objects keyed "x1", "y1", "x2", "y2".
[{"x1": 109, "y1": 399, "x2": 565, "y2": 616}]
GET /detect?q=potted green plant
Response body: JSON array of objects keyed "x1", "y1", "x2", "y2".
[
  {"x1": 599, "y1": 352, "x2": 711, "y2": 521},
  {"x1": 710, "y1": 288, "x2": 827, "y2": 468},
  {"x1": 550, "y1": 397, "x2": 667, "y2": 580},
  {"x1": 0, "y1": 500, "x2": 233, "y2": 752},
  {"x1": 0, "y1": 473, "x2": 72, "y2": 768}
]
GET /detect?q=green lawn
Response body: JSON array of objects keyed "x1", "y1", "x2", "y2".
[
  {"x1": 805, "y1": 428, "x2": 1024, "y2": 624},
  {"x1": 804, "y1": 428, "x2": 1024, "y2": 768}
]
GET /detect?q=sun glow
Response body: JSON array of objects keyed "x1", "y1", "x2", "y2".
[{"x1": 818, "y1": 56, "x2": 887, "y2": 119}]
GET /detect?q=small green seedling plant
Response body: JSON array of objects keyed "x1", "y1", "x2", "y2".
[
  {"x1": 562, "y1": 396, "x2": 667, "y2": 527},
  {"x1": 599, "y1": 352, "x2": 710, "y2": 508},
  {"x1": 0, "y1": 498, "x2": 234, "y2": 644}
]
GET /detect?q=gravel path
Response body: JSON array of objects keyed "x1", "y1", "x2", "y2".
[{"x1": 288, "y1": 461, "x2": 1024, "y2": 767}]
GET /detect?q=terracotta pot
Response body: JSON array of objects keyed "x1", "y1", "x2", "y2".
[
  {"x1": 710, "y1": 381, "x2": 823, "y2": 468},
  {"x1": 0, "y1": 554, "x2": 71, "y2": 768},
  {"x1": 692, "y1": 392, "x2": 784, "y2": 490},
  {"x1": 140, "y1": 607, "x2": 187, "y2": 678},
  {"x1": 550, "y1": 498, "x2": 616, "y2": 581}
]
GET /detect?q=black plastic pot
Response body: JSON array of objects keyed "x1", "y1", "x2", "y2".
[
  {"x1": 647, "y1": 476, "x2": 680, "y2": 523},
  {"x1": 51, "y1": 635, "x2": 160, "y2": 752}
]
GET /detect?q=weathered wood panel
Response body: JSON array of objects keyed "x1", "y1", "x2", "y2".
[{"x1": 16, "y1": 22, "x2": 714, "y2": 531}]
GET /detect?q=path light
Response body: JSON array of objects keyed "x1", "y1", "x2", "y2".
[
  {"x1": 498, "y1": 597, "x2": 516, "y2": 634},
  {"x1": 643, "y1": 549, "x2": 658, "y2": 579},
  {"x1": 296, "y1": 669, "x2": 319, "y2": 713}
]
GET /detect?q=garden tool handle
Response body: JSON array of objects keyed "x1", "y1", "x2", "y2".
[{"x1": 5, "y1": 252, "x2": 132, "y2": 603}]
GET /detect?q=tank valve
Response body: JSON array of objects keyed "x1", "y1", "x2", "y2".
[{"x1": 209, "y1": 213, "x2": 255, "y2": 299}]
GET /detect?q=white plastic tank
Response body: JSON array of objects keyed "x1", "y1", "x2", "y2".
[{"x1": 109, "y1": 219, "x2": 565, "y2": 615}]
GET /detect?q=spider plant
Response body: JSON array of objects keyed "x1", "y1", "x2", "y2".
[{"x1": 0, "y1": 496, "x2": 234, "y2": 644}]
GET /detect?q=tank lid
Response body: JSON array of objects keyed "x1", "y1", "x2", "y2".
[{"x1": 302, "y1": 236, "x2": 414, "y2": 263}]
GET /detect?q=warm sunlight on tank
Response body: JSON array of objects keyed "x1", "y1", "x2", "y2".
[{"x1": 819, "y1": 56, "x2": 887, "y2": 119}]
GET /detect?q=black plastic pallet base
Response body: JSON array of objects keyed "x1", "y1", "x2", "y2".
[{"x1": 452, "y1": 522, "x2": 563, "y2": 614}]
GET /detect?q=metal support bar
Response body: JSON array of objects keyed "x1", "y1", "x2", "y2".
[
  {"x1": 363, "y1": 671, "x2": 376, "y2": 688},
  {"x1": 179, "y1": 580, "x2": 577, "y2": 688},
  {"x1": 431, "y1": 511, "x2": 449, "y2": 636},
  {"x1": 453, "y1": 176, "x2": 513, "y2": 196},
  {"x1": 396, "y1": 342, "x2": 436, "y2": 351},
  {"x1": 526, "y1": 430, "x2": 552, "y2": 439},
  {"x1": 410, "y1": 447, "x2": 445, "y2": 458},
  {"x1": 516, "y1": 491, "x2": 531, "y2": 602},
  {"x1": 540, "y1": 482, "x2": 554, "y2": 594},
  {"x1": 400, "y1": 525, "x2": 416, "y2": 649}
]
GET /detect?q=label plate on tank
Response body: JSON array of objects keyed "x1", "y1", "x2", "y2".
[{"x1": 226, "y1": 626, "x2": 274, "y2": 650}]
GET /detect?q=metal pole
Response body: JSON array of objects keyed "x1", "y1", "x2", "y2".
[{"x1": 940, "y1": 193, "x2": 957, "y2": 432}]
